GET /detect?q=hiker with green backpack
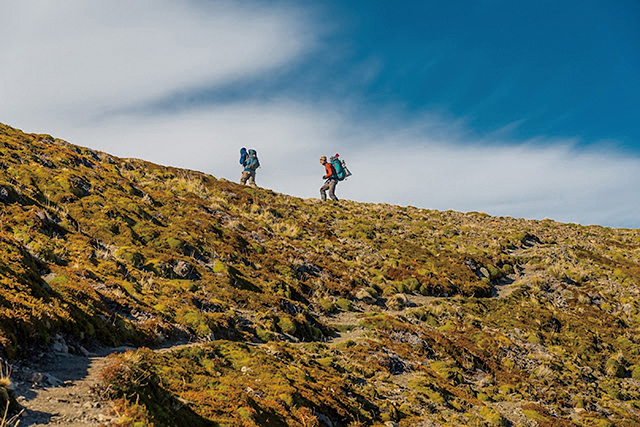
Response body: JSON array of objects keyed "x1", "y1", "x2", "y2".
[
  {"x1": 239, "y1": 147, "x2": 260, "y2": 187},
  {"x1": 319, "y1": 153, "x2": 351, "y2": 202}
]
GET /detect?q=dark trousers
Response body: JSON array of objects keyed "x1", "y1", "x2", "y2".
[{"x1": 320, "y1": 179, "x2": 338, "y2": 201}]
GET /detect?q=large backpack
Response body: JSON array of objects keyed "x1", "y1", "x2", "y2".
[
  {"x1": 244, "y1": 149, "x2": 260, "y2": 170},
  {"x1": 330, "y1": 154, "x2": 351, "y2": 181}
]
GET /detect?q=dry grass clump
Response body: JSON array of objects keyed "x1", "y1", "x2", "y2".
[
  {"x1": 0, "y1": 361, "x2": 20, "y2": 427},
  {"x1": 0, "y1": 362, "x2": 10, "y2": 391}
]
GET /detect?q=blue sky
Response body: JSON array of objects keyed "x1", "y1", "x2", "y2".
[
  {"x1": 177, "y1": 0, "x2": 640, "y2": 147},
  {"x1": 253, "y1": 0, "x2": 640, "y2": 147},
  {"x1": 1, "y1": 0, "x2": 639, "y2": 227},
  {"x1": 329, "y1": 1, "x2": 640, "y2": 148}
]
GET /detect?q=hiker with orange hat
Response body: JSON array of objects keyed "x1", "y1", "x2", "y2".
[{"x1": 319, "y1": 155, "x2": 339, "y2": 202}]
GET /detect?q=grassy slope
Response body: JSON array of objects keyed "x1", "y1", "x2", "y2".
[{"x1": 1, "y1": 123, "x2": 640, "y2": 426}]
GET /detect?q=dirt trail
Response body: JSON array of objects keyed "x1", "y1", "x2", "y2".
[
  {"x1": 10, "y1": 290, "x2": 515, "y2": 425},
  {"x1": 492, "y1": 244, "x2": 546, "y2": 298},
  {"x1": 12, "y1": 350, "x2": 121, "y2": 426},
  {"x1": 10, "y1": 339, "x2": 210, "y2": 427},
  {"x1": 318, "y1": 294, "x2": 439, "y2": 348}
]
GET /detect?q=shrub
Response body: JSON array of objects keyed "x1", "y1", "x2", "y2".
[
  {"x1": 278, "y1": 316, "x2": 297, "y2": 335},
  {"x1": 479, "y1": 406, "x2": 508, "y2": 426},
  {"x1": 166, "y1": 237, "x2": 184, "y2": 251},
  {"x1": 403, "y1": 277, "x2": 421, "y2": 292},
  {"x1": 212, "y1": 261, "x2": 226, "y2": 273},
  {"x1": 632, "y1": 365, "x2": 640, "y2": 380},
  {"x1": 256, "y1": 328, "x2": 274, "y2": 342},
  {"x1": 605, "y1": 356, "x2": 626, "y2": 378},
  {"x1": 336, "y1": 298, "x2": 353, "y2": 311},
  {"x1": 318, "y1": 298, "x2": 336, "y2": 313}
]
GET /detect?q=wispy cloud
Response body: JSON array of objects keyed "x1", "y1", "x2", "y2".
[
  {"x1": 0, "y1": 0, "x2": 314, "y2": 127},
  {"x1": 53, "y1": 99, "x2": 640, "y2": 228}
]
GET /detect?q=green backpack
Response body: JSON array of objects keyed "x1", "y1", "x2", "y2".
[{"x1": 330, "y1": 154, "x2": 351, "y2": 181}]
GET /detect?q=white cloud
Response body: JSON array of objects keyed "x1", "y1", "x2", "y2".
[
  {"x1": 348, "y1": 140, "x2": 640, "y2": 227},
  {"x1": 49, "y1": 99, "x2": 640, "y2": 228},
  {"x1": 0, "y1": 0, "x2": 313, "y2": 127}
]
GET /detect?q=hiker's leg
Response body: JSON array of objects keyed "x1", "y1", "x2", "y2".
[
  {"x1": 320, "y1": 182, "x2": 329, "y2": 201},
  {"x1": 328, "y1": 180, "x2": 338, "y2": 201},
  {"x1": 240, "y1": 171, "x2": 250, "y2": 185},
  {"x1": 248, "y1": 171, "x2": 256, "y2": 187}
]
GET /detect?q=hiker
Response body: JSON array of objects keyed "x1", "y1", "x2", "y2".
[
  {"x1": 319, "y1": 155, "x2": 339, "y2": 202},
  {"x1": 239, "y1": 147, "x2": 260, "y2": 187}
]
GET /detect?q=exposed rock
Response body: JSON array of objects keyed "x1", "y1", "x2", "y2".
[
  {"x1": 386, "y1": 293, "x2": 409, "y2": 310},
  {"x1": 356, "y1": 288, "x2": 377, "y2": 304},
  {"x1": 52, "y1": 335, "x2": 69, "y2": 354},
  {"x1": 0, "y1": 185, "x2": 10, "y2": 203}
]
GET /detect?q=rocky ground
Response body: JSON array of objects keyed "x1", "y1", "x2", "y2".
[{"x1": 11, "y1": 347, "x2": 129, "y2": 426}]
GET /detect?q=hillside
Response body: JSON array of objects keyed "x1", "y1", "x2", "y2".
[{"x1": 1, "y1": 122, "x2": 640, "y2": 426}]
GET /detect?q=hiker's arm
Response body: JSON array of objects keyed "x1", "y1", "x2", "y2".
[{"x1": 323, "y1": 164, "x2": 332, "y2": 179}]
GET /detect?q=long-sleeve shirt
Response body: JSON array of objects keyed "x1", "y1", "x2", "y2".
[{"x1": 323, "y1": 162, "x2": 335, "y2": 180}]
